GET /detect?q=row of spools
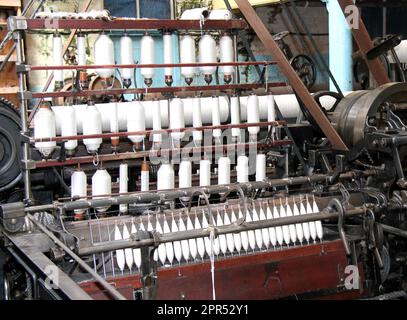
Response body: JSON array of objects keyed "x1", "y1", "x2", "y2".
[
  {"x1": 34, "y1": 94, "x2": 276, "y2": 158},
  {"x1": 71, "y1": 153, "x2": 267, "y2": 215},
  {"x1": 52, "y1": 31, "x2": 235, "y2": 88}
]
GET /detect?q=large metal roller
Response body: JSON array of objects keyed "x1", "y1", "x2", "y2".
[{"x1": 330, "y1": 82, "x2": 407, "y2": 148}]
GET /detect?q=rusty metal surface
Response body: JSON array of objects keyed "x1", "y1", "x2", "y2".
[
  {"x1": 25, "y1": 18, "x2": 247, "y2": 31},
  {"x1": 30, "y1": 61, "x2": 276, "y2": 71},
  {"x1": 338, "y1": 0, "x2": 390, "y2": 86},
  {"x1": 234, "y1": 0, "x2": 348, "y2": 152},
  {"x1": 34, "y1": 140, "x2": 291, "y2": 168},
  {"x1": 30, "y1": 82, "x2": 287, "y2": 99},
  {"x1": 79, "y1": 240, "x2": 367, "y2": 300}
]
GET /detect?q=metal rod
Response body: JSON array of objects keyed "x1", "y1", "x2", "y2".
[
  {"x1": 29, "y1": 82, "x2": 287, "y2": 99},
  {"x1": 22, "y1": 170, "x2": 377, "y2": 212},
  {"x1": 34, "y1": 141, "x2": 290, "y2": 169},
  {"x1": 24, "y1": 174, "x2": 333, "y2": 212},
  {"x1": 27, "y1": 214, "x2": 127, "y2": 300},
  {"x1": 23, "y1": 18, "x2": 247, "y2": 31},
  {"x1": 31, "y1": 121, "x2": 286, "y2": 143},
  {"x1": 15, "y1": 31, "x2": 32, "y2": 201},
  {"x1": 78, "y1": 206, "x2": 370, "y2": 255},
  {"x1": 29, "y1": 61, "x2": 276, "y2": 71},
  {"x1": 381, "y1": 224, "x2": 407, "y2": 239}
]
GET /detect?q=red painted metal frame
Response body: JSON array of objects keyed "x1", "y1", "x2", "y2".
[
  {"x1": 29, "y1": 82, "x2": 288, "y2": 99},
  {"x1": 25, "y1": 18, "x2": 248, "y2": 31},
  {"x1": 30, "y1": 61, "x2": 276, "y2": 71},
  {"x1": 34, "y1": 140, "x2": 291, "y2": 168},
  {"x1": 32, "y1": 120, "x2": 287, "y2": 143},
  {"x1": 79, "y1": 240, "x2": 368, "y2": 300}
]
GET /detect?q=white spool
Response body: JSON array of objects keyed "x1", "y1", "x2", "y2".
[
  {"x1": 94, "y1": 33, "x2": 115, "y2": 79},
  {"x1": 163, "y1": 32, "x2": 173, "y2": 79},
  {"x1": 192, "y1": 96, "x2": 202, "y2": 144},
  {"x1": 53, "y1": 34, "x2": 64, "y2": 83},
  {"x1": 71, "y1": 170, "x2": 87, "y2": 216},
  {"x1": 119, "y1": 163, "x2": 128, "y2": 213},
  {"x1": 34, "y1": 105, "x2": 57, "y2": 158},
  {"x1": 120, "y1": 34, "x2": 134, "y2": 82},
  {"x1": 219, "y1": 34, "x2": 234, "y2": 80},
  {"x1": 169, "y1": 98, "x2": 185, "y2": 141},
  {"x1": 76, "y1": 33, "x2": 87, "y2": 67},
  {"x1": 140, "y1": 33, "x2": 155, "y2": 85},
  {"x1": 180, "y1": 7, "x2": 209, "y2": 20},
  {"x1": 152, "y1": 99, "x2": 162, "y2": 143},
  {"x1": 71, "y1": 170, "x2": 87, "y2": 199},
  {"x1": 179, "y1": 160, "x2": 192, "y2": 189},
  {"x1": 267, "y1": 94, "x2": 276, "y2": 132},
  {"x1": 255, "y1": 154, "x2": 266, "y2": 182},
  {"x1": 52, "y1": 96, "x2": 230, "y2": 133},
  {"x1": 141, "y1": 162, "x2": 149, "y2": 192},
  {"x1": 199, "y1": 34, "x2": 217, "y2": 81},
  {"x1": 208, "y1": 9, "x2": 232, "y2": 20},
  {"x1": 83, "y1": 103, "x2": 102, "y2": 153},
  {"x1": 109, "y1": 102, "x2": 119, "y2": 143},
  {"x1": 91, "y1": 169, "x2": 112, "y2": 212},
  {"x1": 157, "y1": 164, "x2": 175, "y2": 190},
  {"x1": 60, "y1": 105, "x2": 77, "y2": 153},
  {"x1": 247, "y1": 94, "x2": 260, "y2": 137},
  {"x1": 127, "y1": 100, "x2": 146, "y2": 144},
  {"x1": 218, "y1": 157, "x2": 231, "y2": 185},
  {"x1": 180, "y1": 35, "x2": 196, "y2": 83},
  {"x1": 237, "y1": 155, "x2": 249, "y2": 183},
  {"x1": 212, "y1": 96, "x2": 222, "y2": 138},
  {"x1": 230, "y1": 95, "x2": 241, "y2": 138},
  {"x1": 199, "y1": 159, "x2": 211, "y2": 187}
]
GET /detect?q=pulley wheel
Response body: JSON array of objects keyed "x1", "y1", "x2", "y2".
[
  {"x1": 296, "y1": 91, "x2": 342, "y2": 135},
  {"x1": 290, "y1": 54, "x2": 317, "y2": 89},
  {"x1": 0, "y1": 97, "x2": 22, "y2": 193}
]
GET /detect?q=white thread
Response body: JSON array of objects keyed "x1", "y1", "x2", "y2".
[{"x1": 209, "y1": 227, "x2": 216, "y2": 300}]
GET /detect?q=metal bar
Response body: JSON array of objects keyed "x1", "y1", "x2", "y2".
[
  {"x1": 15, "y1": 31, "x2": 32, "y2": 201},
  {"x1": 30, "y1": 82, "x2": 287, "y2": 99},
  {"x1": 337, "y1": 0, "x2": 390, "y2": 86},
  {"x1": 29, "y1": 60, "x2": 276, "y2": 71},
  {"x1": 22, "y1": 169, "x2": 376, "y2": 212},
  {"x1": 29, "y1": 0, "x2": 94, "y2": 124},
  {"x1": 78, "y1": 206, "x2": 369, "y2": 255},
  {"x1": 27, "y1": 214, "x2": 127, "y2": 300},
  {"x1": 234, "y1": 0, "x2": 348, "y2": 151},
  {"x1": 34, "y1": 141, "x2": 290, "y2": 169},
  {"x1": 32, "y1": 120, "x2": 286, "y2": 143},
  {"x1": 24, "y1": 18, "x2": 248, "y2": 31},
  {"x1": 381, "y1": 224, "x2": 407, "y2": 239}
]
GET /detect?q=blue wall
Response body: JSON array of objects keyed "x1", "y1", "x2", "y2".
[{"x1": 104, "y1": 0, "x2": 171, "y2": 19}]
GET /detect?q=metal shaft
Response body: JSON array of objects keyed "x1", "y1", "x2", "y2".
[{"x1": 15, "y1": 31, "x2": 32, "y2": 201}]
